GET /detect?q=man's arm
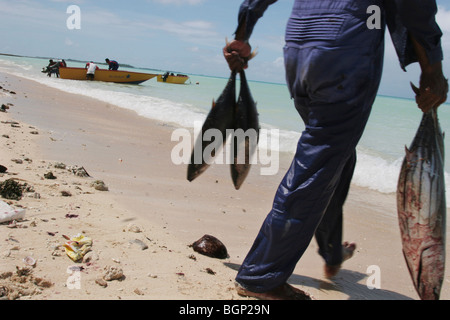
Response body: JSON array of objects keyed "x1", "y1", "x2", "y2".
[
  {"x1": 410, "y1": 35, "x2": 448, "y2": 112},
  {"x1": 235, "y1": 0, "x2": 277, "y2": 41},
  {"x1": 395, "y1": 0, "x2": 443, "y2": 67},
  {"x1": 224, "y1": 0, "x2": 277, "y2": 72},
  {"x1": 389, "y1": 0, "x2": 447, "y2": 111}
]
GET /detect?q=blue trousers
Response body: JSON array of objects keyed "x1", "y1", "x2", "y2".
[{"x1": 236, "y1": 0, "x2": 385, "y2": 293}]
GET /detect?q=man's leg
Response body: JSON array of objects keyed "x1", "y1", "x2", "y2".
[
  {"x1": 315, "y1": 151, "x2": 356, "y2": 276},
  {"x1": 236, "y1": 42, "x2": 383, "y2": 297}
]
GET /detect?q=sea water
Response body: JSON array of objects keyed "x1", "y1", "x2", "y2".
[{"x1": 1, "y1": 55, "x2": 450, "y2": 205}]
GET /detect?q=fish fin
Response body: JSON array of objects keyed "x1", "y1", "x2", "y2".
[
  {"x1": 248, "y1": 47, "x2": 258, "y2": 61},
  {"x1": 404, "y1": 145, "x2": 415, "y2": 162},
  {"x1": 410, "y1": 82, "x2": 420, "y2": 95},
  {"x1": 225, "y1": 37, "x2": 230, "y2": 50}
]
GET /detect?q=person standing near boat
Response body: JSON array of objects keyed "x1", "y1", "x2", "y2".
[
  {"x1": 45, "y1": 59, "x2": 60, "y2": 77},
  {"x1": 105, "y1": 58, "x2": 119, "y2": 71},
  {"x1": 85, "y1": 61, "x2": 99, "y2": 81}
]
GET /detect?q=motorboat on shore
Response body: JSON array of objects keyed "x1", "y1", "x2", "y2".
[{"x1": 59, "y1": 67, "x2": 157, "y2": 84}]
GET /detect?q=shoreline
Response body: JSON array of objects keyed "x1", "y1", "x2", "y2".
[{"x1": 1, "y1": 71, "x2": 449, "y2": 300}]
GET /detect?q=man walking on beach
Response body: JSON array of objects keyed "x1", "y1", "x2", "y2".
[{"x1": 224, "y1": 0, "x2": 448, "y2": 300}]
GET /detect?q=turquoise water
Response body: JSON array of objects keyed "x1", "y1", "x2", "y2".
[{"x1": 1, "y1": 55, "x2": 450, "y2": 201}]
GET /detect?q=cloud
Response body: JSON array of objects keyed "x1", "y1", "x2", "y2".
[
  {"x1": 188, "y1": 46, "x2": 200, "y2": 52},
  {"x1": 273, "y1": 56, "x2": 284, "y2": 69},
  {"x1": 64, "y1": 37, "x2": 79, "y2": 47},
  {"x1": 135, "y1": 18, "x2": 219, "y2": 44}
]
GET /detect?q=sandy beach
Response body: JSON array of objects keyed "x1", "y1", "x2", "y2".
[{"x1": 1, "y1": 71, "x2": 449, "y2": 301}]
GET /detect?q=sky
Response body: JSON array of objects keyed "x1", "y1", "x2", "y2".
[{"x1": 0, "y1": 0, "x2": 449, "y2": 100}]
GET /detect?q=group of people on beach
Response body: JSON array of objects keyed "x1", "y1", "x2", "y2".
[{"x1": 44, "y1": 58, "x2": 119, "y2": 81}]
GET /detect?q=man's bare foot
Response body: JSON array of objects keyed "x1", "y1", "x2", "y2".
[
  {"x1": 235, "y1": 282, "x2": 312, "y2": 300},
  {"x1": 324, "y1": 241, "x2": 356, "y2": 279}
]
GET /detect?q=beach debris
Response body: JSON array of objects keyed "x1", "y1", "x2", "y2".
[
  {"x1": 53, "y1": 162, "x2": 66, "y2": 169},
  {"x1": 103, "y1": 266, "x2": 124, "y2": 281},
  {"x1": 83, "y1": 251, "x2": 99, "y2": 263},
  {"x1": 129, "y1": 239, "x2": 148, "y2": 250},
  {"x1": 134, "y1": 288, "x2": 145, "y2": 296},
  {"x1": 397, "y1": 106, "x2": 446, "y2": 300},
  {"x1": 26, "y1": 192, "x2": 40, "y2": 199},
  {"x1": 0, "y1": 285, "x2": 8, "y2": 299},
  {"x1": 23, "y1": 256, "x2": 36, "y2": 267},
  {"x1": 44, "y1": 171, "x2": 56, "y2": 180},
  {"x1": 0, "y1": 205, "x2": 25, "y2": 228},
  {"x1": 95, "y1": 278, "x2": 108, "y2": 288},
  {"x1": 0, "y1": 179, "x2": 23, "y2": 200},
  {"x1": 60, "y1": 190, "x2": 72, "y2": 197},
  {"x1": 125, "y1": 223, "x2": 142, "y2": 233},
  {"x1": 188, "y1": 254, "x2": 197, "y2": 261},
  {"x1": 6, "y1": 220, "x2": 20, "y2": 229},
  {"x1": 65, "y1": 214, "x2": 79, "y2": 219},
  {"x1": 190, "y1": 234, "x2": 229, "y2": 259},
  {"x1": 63, "y1": 233, "x2": 93, "y2": 262},
  {"x1": 70, "y1": 165, "x2": 90, "y2": 177},
  {"x1": 0, "y1": 269, "x2": 53, "y2": 300},
  {"x1": 1, "y1": 120, "x2": 19, "y2": 126},
  {"x1": 205, "y1": 268, "x2": 216, "y2": 275},
  {"x1": 91, "y1": 180, "x2": 108, "y2": 191},
  {"x1": 0, "y1": 104, "x2": 8, "y2": 112}
]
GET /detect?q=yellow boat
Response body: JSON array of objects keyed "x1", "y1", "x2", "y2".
[
  {"x1": 157, "y1": 73, "x2": 190, "y2": 84},
  {"x1": 59, "y1": 67, "x2": 157, "y2": 84}
]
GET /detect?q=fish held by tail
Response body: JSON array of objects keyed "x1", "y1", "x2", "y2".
[
  {"x1": 230, "y1": 70, "x2": 260, "y2": 190},
  {"x1": 187, "y1": 71, "x2": 236, "y2": 182},
  {"x1": 397, "y1": 106, "x2": 446, "y2": 300}
]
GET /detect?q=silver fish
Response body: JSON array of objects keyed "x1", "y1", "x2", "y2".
[
  {"x1": 397, "y1": 107, "x2": 446, "y2": 300},
  {"x1": 230, "y1": 70, "x2": 260, "y2": 190},
  {"x1": 187, "y1": 71, "x2": 236, "y2": 182}
]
